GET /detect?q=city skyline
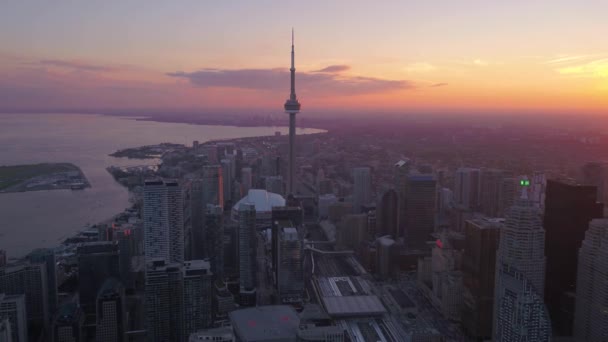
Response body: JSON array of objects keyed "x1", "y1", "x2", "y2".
[{"x1": 1, "y1": 1, "x2": 607, "y2": 114}]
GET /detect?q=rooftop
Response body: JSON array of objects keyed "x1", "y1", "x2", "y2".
[
  {"x1": 233, "y1": 189, "x2": 286, "y2": 213},
  {"x1": 230, "y1": 305, "x2": 300, "y2": 341}
]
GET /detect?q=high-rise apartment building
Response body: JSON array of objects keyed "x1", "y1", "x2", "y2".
[
  {"x1": 276, "y1": 226, "x2": 304, "y2": 304},
  {"x1": 237, "y1": 203, "x2": 257, "y2": 306},
  {"x1": 220, "y1": 159, "x2": 233, "y2": 207},
  {"x1": 241, "y1": 167, "x2": 252, "y2": 197},
  {"x1": 0, "y1": 263, "x2": 48, "y2": 337},
  {"x1": 404, "y1": 174, "x2": 437, "y2": 249},
  {"x1": 27, "y1": 248, "x2": 57, "y2": 318},
  {"x1": 205, "y1": 205, "x2": 224, "y2": 277},
  {"x1": 462, "y1": 217, "x2": 502, "y2": 340},
  {"x1": 145, "y1": 259, "x2": 183, "y2": 342},
  {"x1": 543, "y1": 179, "x2": 603, "y2": 335},
  {"x1": 493, "y1": 194, "x2": 550, "y2": 342},
  {"x1": 479, "y1": 169, "x2": 510, "y2": 217},
  {"x1": 352, "y1": 167, "x2": 372, "y2": 214},
  {"x1": 454, "y1": 168, "x2": 480, "y2": 211},
  {"x1": 53, "y1": 303, "x2": 84, "y2": 342},
  {"x1": 0, "y1": 294, "x2": 27, "y2": 342},
  {"x1": 77, "y1": 242, "x2": 120, "y2": 317},
  {"x1": 95, "y1": 278, "x2": 126, "y2": 342},
  {"x1": 582, "y1": 161, "x2": 606, "y2": 203},
  {"x1": 573, "y1": 218, "x2": 608, "y2": 341},
  {"x1": 183, "y1": 260, "x2": 213, "y2": 335},
  {"x1": 143, "y1": 180, "x2": 184, "y2": 264},
  {"x1": 378, "y1": 189, "x2": 399, "y2": 238},
  {"x1": 202, "y1": 165, "x2": 224, "y2": 207}
]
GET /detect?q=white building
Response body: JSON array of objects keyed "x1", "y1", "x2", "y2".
[
  {"x1": 143, "y1": 180, "x2": 184, "y2": 264},
  {"x1": 573, "y1": 218, "x2": 608, "y2": 341},
  {"x1": 493, "y1": 194, "x2": 550, "y2": 342},
  {"x1": 231, "y1": 189, "x2": 285, "y2": 229},
  {"x1": 352, "y1": 167, "x2": 372, "y2": 214}
]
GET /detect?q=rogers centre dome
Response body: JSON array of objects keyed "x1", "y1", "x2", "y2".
[{"x1": 231, "y1": 189, "x2": 286, "y2": 229}]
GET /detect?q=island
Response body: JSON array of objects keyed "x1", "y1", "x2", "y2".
[
  {"x1": 0, "y1": 163, "x2": 90, "y2": 193},
  {"x1": 109, "y1": 143, "x2": 186, "y2": 159}
]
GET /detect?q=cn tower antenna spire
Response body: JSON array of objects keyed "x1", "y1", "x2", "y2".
[{"x1": 284, "y1": 29, "x2": 301, "y2": 195}]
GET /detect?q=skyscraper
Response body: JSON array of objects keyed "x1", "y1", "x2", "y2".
[
  {"x1": 0, "y1": 263, "x2": 49, "y2": 337},
  {"x1": 454, "y1": 168, "x2": 480, "y2": 211},
  {"x1": 543, "y1": 179, "x2": 603, "y2": 334},
  {"x1": 0, "y1": 250, "x2": 5, "y2": 268},
  {"x1": 145, "y1": 259, "x2": 183, "y2": 342},
  {"x1": 205, "y1": 204, "x2": 225, "y2": 277},
  {"x1": 27, "y1": 248, "x2": 57, "y2": 318},
  {"x1": 53, "y1": 303, "x2": 84, "y2": 342},
  {"x1": 202, "y1": 165, "x2": 224, "y2": 207},
  {"x1": 77, "y1": 242, "x2": 120, "y2": 317},
  {"x1": 241, "y1": 167, "x2": 252, "y2": 197},
  {"x1": 271, "y1": 206, "x2": 303, "y2": 288},
  {"x1": 0, "y1": 294, "x2": 27, "y2": 342},
  {"x1": 220, "y1": 159, "x2": 233, "y2": 207},
  {"x1": 378, "y1": 189, "x2": 399, "y2": 238},
  {"x1": 352, "y1": 167, "x2": 372, "y2": 214},
  {"x1": 582, "y1": 161, "x2": 606, "y2": 203},
  {"x1": 394, "y1": 159, "x2": 411, "y2": 237},
  {"x1": 182, "y1": 260, "x2": 213, "y2": 335},
  {"x1": 493, "y1": 189, "x2": 550, "y2": 342},
  {"x1": 479, "y1": 169, "x2": 510, "y2": 217},
  {"x1": 96, "y1": 278, "x2": 126, "y2": 342},
  {"x1": 143, "y1": 180, "x2": 184, "y2": 264},
  {"x1": 276, "y1": 226, "x2": 304, "y2": 304},
  {"x1": 404, "y1": 174, "x2": 437, "y2": 249},
  {"x1": 573, "y1": 218, "x2": 608, "y2": 341},
  {"x1": 238, "y1": 203, "x2": 257, "y2": 306},
  {"x1": 462, "y1": 217, "x2": 502, "y2": 340},
  {"x1": 284, "y1": 29, "x2": 301, "y2": 195}
]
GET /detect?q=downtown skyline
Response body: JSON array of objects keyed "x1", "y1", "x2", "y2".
[{"x1": 1, "y1": 1, "x2": 607, "y2": 115}]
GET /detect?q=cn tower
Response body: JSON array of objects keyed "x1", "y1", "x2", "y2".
[{"x1": 284, "y1": 29, "x2": 301, "y2": 195}]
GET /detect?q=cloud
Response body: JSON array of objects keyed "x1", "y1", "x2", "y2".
[
  {"x1": 544, "y1": 55, "x2": 596, "y2": 65},
  {"x1": 430, "y1": 83, "x2": 448, "y2": 87},
  {"x1": 557, "y1": 58, "x2": 608, "y2": 78},
  {"x1": 404, "y1": 63, "x2": 436, "y2": 73},
  {"x1": 473, "y1": 59, "x2": 488, "y2": 66},
  {"x1": 314, "y1": 65, "x2": 351, "y2": 73},
  {"x1": 168, "y1": 68, "x2": 414, "y2": 95},
  {"x1": 38, "y1": 59, "x2": 114, "y2": 72}
]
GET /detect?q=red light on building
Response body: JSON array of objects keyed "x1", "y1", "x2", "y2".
[{"x1": 436, "y1": 239, "x2": 443, "y2": 249}]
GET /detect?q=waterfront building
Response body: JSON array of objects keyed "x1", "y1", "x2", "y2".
[
  {"x1": 143, "y1": 180, "x2": 184, "y2": 264},
  {"x1": 77, "y1": 242, "x2": 120, "y2": 317}
]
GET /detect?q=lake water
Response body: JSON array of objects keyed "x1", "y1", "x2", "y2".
[{"x1": 0, "y1": 113, "x2": 323, "y2": 258}]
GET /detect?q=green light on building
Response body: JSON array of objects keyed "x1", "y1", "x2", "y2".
[{"x1": 520, "y1": 179, "x2": 530, "y2": 186}]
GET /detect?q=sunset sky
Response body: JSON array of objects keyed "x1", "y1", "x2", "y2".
[{"x1": 1, "y1": 1, "x2": 607, "y2": 115}]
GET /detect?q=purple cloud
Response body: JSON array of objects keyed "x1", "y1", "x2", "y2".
[
  {"x1": 314, "y1": 65, "x2": 351, "y2": 73},
  {"x1": 38, "y1": 59, "x2": 114, "y2": 72},
  {"x1": 167, "y1": 68, "x2": 414, "y2": 95},
  {"x1": 430, "y1": 82, "x2": 448, "y2": 87}
]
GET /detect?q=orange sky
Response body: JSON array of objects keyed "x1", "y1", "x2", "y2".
[{"x1": 1, "y1": 1, "x2": 607, "y2": 115}]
